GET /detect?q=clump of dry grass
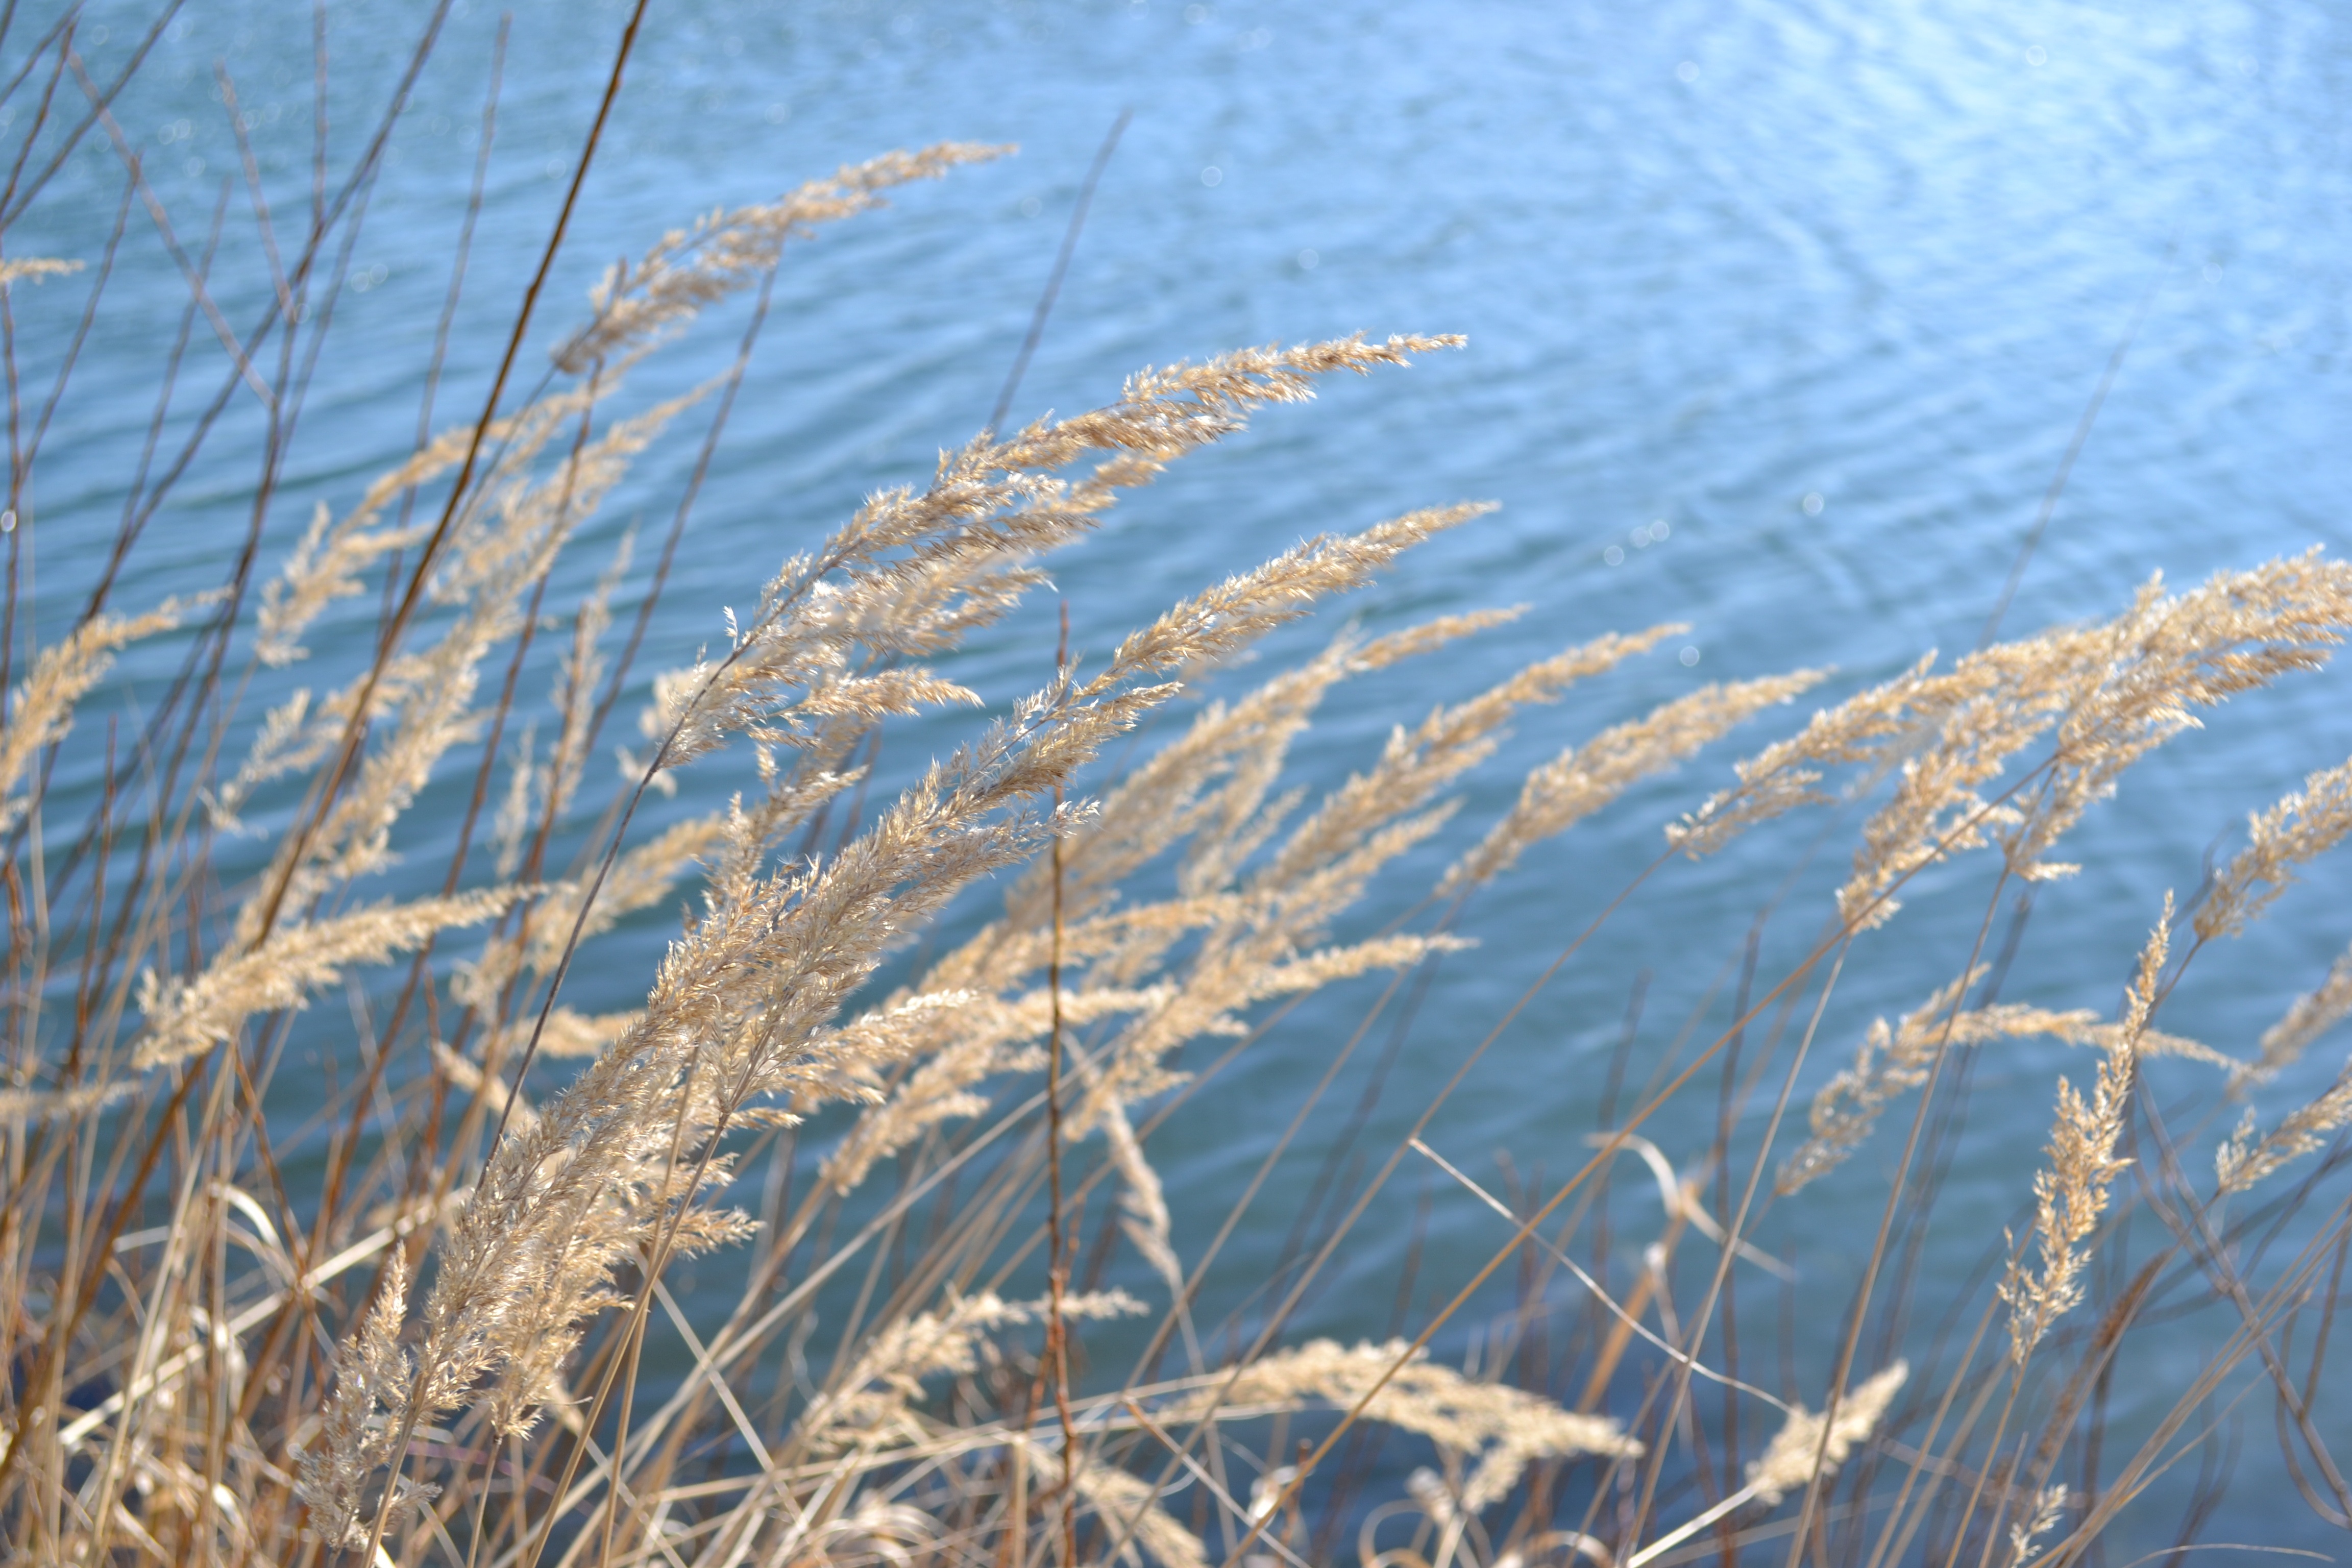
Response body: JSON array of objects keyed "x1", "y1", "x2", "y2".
[{"x1": 7, "y1": 14, "x2": 2352, "y2": 1568}]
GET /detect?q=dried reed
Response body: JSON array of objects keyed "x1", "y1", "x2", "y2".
[{"x1": 5, "y1": 15, "x2": 2351, "y2": 1568}]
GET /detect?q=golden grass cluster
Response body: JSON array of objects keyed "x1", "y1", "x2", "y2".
[{"x1": 6, "y1": 16, "x2": 2352, "y2": 1568}]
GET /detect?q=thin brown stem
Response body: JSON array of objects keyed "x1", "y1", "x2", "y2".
[{"x1": 1045, "y1": 597, "x2": 1078, "y2": 1568}]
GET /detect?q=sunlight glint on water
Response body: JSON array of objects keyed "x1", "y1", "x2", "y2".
[{"x1": 15, "y1": 0, "x2": 2352, "y2": 1549}]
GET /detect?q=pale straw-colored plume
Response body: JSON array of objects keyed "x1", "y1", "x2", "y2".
[
  {"x1": 2001, "y1": 895, "x2": 2170, "y2": 1362},
  {"x1": 555, "y1": 144, "x2": 1012, "y2": 373},
  {"x1": 1253, "y1": 623, "x2": 1680, "y2": 899},
  {"x1": 631, "y1": 347, "x2": 1464, "y2": 789},
  {"x1": 2216, "y1": 1060, "x2": 2352, "y2": 1195},
  {"x1": 544, "y1": 811, "x2": 730, "y2": 961},
  {"x1": 454, "y1": 811, "x2": 729, "y2": 1012},
  {"x1": 1745, "y1": 1359, "x2": 1908, "y2": 1508},
  {"x1": 814, "y1": 602, "x2": 1690, "y2": 1365},
  {"x1": 1043, "y1": 604, "x2": 1523, "y2": 931},
  {"x1": 410, "y1": 710, "x2": 1098, "y2": 1460},
  {"x1": 18, "y1": 881, "x2": 518, "y2": 1116},
  {"x1": 1069, "y1": 622, "x2": 1676, "y2": 1138},
  {"x1": 491, "y1": 721, "x2": 537, "y2": 881},
  {"x1": 0, "y1": 599, "x2": 189, "y2": 834},
  {"x1": 0, "y1": 1075, "x2": 141, "y2": 1127},
  {"x1": 494, "y1": 1004, "x2": 644, "y2": 1061},
  {"x1": 481, "y1": 531, "x2": 635, "y2": 883},
  {"x1": 207, "y1": 684, "x2": 317, "y2": 832},
  {"x1": 1780, "y1": 963, "x2": 2227, "y2": 1194},
  {"x1": 255, "y1": 498, "x2": 426, "y2": 669},
  {"x1": 1406, "y1": 1463, "x2": 1458, "y2": 1528},
  {"x1": 1627, "y1": 1361, "x2": 1908, "y2": 1566},
  {"x1": 1168, "y1": 1338, "x2": 1639, "y2": 1512},
  {"x1": 815, "y1": 982, "x2": 1168, "y2": 1192},
  {"x1": 0, "y1": 255, "x2": 83, "y2": 287},
  {"x1": 820, "y1": 508, "x2": 1493, "y2": 1195},
  {"x1": 1101, "y1": 1101, "x2": 1184, "y2": 1293},
  {"x1": 241, "y1": 147, "x2": 990, "y2": 950},
  {"x1": 1052, "y1": 1447, "x2": 1211, "y2": 1568},
  {"x1": 809, "y1": 1289, "x2": 1143, "y2": 1451},
  {"x1": 1674, "y1": 556, "x2": 2352, "y2": 925},
  {"x1": 296, "y1": 1251, "x2": 421, "y2": 1548},
  {"x1": 2249, "y1": 938, "x2": 2352, "y2": 1086},
  {"x1": 133, "y1": 887, "x2": 523, "y2": 1072},
  {"x1": 796, "y1": 1497, "x2": 943, "y2": 1568},
  {"x1": 906, "y1": 603, "x2": 1514, "y2": 1057},
  {"x1": 253, "y1": 382, "x2": 602, "y2": 669},
  {"x1": 1668, "y1": 651, "x2": 1945, "y2": 861},
  {"x1": 325, "y1": 370, "x2": 1467, "y2": 1517},
  {"x1": 2000, "y1": 553, "x2": 2352, "y2": 881},
  {"x1": 434, "y1": 1041, "x2": 537, "y2": 1134},
  {"x1": 1088, "y1": 492, "x2": 1480, "y2": 694},
  {"x1": 1442, "y1": 668, "x2": 1827, "y2": 896},
  {"x1": 2008, "y1": 1484, "x2": 2070, "y2": 1567},
  {"x1": 542, "y1": 528, "x2": 635, "y2": 825},
  {"x1": 234, "y1": 390, "x2": 707, "y2": 949},
  {"x1": 1779, "y1": 970, "x2": 2096, "y2": 1195},
  {"x1": 1833, "y1": 636, "x2": 2088, "y2": 929},
  {"x1": 2195, "y1": 752, "x2": 2352, "y2": 941}
]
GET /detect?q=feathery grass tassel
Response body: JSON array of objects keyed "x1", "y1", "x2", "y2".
[{"x1": 2001, "y1": 894, "x2": 2169, "y2": 1362}]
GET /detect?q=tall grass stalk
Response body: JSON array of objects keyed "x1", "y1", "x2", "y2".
[{"x1": 5, "y1": 11, "x2": 2352, "y2": 1568}]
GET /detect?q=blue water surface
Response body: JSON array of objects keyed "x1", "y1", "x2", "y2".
[{"x1": 12, "y1": 0, "x2": 2352, "y2": 1553}]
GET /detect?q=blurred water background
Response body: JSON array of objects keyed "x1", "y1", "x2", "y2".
[{"x1": 13, "y1": 0, "x2": 2352, "y2": 1550}]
